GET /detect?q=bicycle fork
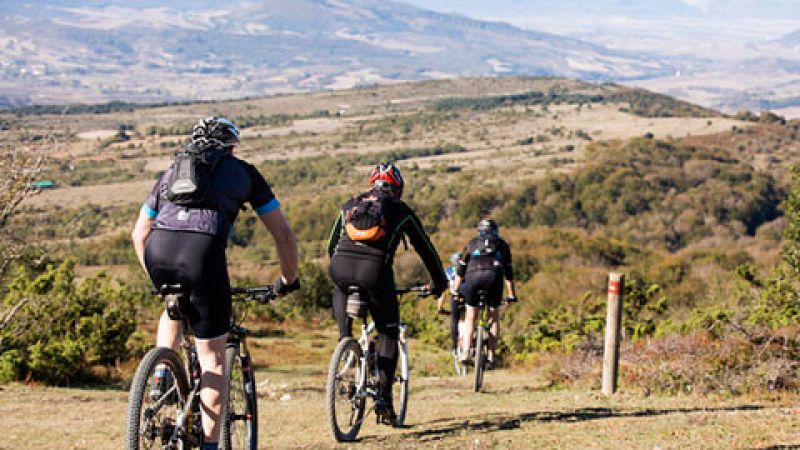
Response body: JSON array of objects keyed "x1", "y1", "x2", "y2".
[
  {"x1": 357, "y1": 324, "x2": 374, "y2": 399},
  {"x1": 398, "y1": 324, "x2": 408, "y2": 382}
]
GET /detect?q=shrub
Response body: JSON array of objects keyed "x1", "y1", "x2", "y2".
[{"x1": 0, "y1": 260, "x2": 139, "y2": 384}]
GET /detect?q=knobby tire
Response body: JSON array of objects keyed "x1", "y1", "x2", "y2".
[
  {"x1": 473, "y1": 325, "x2": 486, "y2": 392},
  {"x1": 326, "y1": 338, "x2": 366, "y2": 442},
  {"x1": 125, "y1": 347, "x2": 190, "y2": 450},
  {"x1": 220, "y1": 345, "x2": 258, "y2": 450},
  {"x1": 394, "y1": 339, "x2": 409, "y2": 426}
]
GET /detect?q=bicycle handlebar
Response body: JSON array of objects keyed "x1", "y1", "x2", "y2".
[
  {"x1": 449, "y1": 294, "x2": 518, "y2": 306},
  {"x1": 231, "y1": 285, "x2": 277, "y2": 304},
  {"x1": 396, "y1": 284, "x2": 432, "y2": 297}
]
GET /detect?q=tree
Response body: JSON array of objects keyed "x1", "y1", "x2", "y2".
[
  {"x1": 781, "y1": 166, "x2": 800, "y2": 276},
  {"x1": 0, "y1": 143, "x2": 45, "y2": 274}
]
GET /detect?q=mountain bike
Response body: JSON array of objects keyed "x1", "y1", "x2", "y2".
[
  {"x1": 125, "y1": 284, "x2": 275, "y2": 450},
  {"x1": 470, "y1": 291, "x2": 515, "y2": 392},
  {"x1": 326, "y1": 284, "x2": 430, "y2": 442},
  {"x1": 440, "y1": 297, "x2": 468, "y2": 377}
]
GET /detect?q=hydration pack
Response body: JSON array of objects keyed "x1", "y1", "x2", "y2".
[
  {"x1": 468, "y1": 236, "x2": 504, "y2": 272},
  {"x1": 162, "y1": 143, "x2": 227, "y2": 207},
  {"x1": 344, "y1": 193, "x2": 388, "y2": 242}
]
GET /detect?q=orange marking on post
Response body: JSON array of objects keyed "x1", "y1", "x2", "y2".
[{"x1": 608, "y1": 281, "x2": 621, "y2": 295}]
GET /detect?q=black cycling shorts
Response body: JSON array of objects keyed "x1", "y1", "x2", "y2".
[
  {"x1": 329, "y1": 252, "x2": 400, "y2": 389},
  {"x1": 462, "y1": 269, "x2": 504, "y2": 308},
  {"x1": 144, "y1": 229, "x2": 231, "y2": 339},
  {"x1": 329, "y1": 252, "x2": 399, "y2": 339}
]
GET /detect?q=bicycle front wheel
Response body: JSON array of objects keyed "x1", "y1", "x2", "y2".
[
  {"x1": 473, "y1": 325, "x2": 486, "y2": 392},
  {"x1": 326, "y1": 338, "x2": 366, "y2": 442},
  {"x1": 125, "y1": 346, "x2": 190, "y2": 450},
  {"x1": 393, "y1": 339, "x2": 409, "y2": 426},
  {"x1": 220, "y1": 345, "x2": 258, "y2": 450}
]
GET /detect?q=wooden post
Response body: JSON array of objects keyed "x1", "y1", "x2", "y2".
[{"x1": 602, "y1": 272, "x2": 624, "y2": 396}]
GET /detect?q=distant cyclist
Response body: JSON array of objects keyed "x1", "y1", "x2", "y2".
[
  {"x1": 131, "y1": 116, "x2": 300, "y2": 450},
  {"x1": 437, "y1": 252, "x2": 466, "y2": 359},
  {"x1": 327, "y1": 162, "x2": 447, "y2": 425},
  {"x1": 455, "y1": 218, "x2": 517, "y2": 368}
]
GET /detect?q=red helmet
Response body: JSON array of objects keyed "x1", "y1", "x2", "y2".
[{"x1": 369, "y1": 162, "x2": 404, "y2": 198}]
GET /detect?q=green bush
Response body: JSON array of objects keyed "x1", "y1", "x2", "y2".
[
  {"x1": 292, "y1": 261, "x2": 333, "y2": 313},
  {"x1": 0, "y1": 260, "x2": 138, "y2": 384}
]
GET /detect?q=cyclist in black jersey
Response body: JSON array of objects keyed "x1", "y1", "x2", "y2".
[
  {"x1": 454, "y1": 218, "x2": 517, "y2": 368},
  {"x1": 131, "y1": 117, "x2": 300, "y2": 450},
  {"x1": 327, "y1": 162, "x2": 447, "y2": 424}
]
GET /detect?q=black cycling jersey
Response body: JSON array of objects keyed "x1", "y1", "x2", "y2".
[
  {"x1": 456, "y1": 235, "x2": 514, "y2": 281},
  {"x1": 327, "y1": 189, "x2": 447, "y2": 295},
  {"x1": 327, "y1": 189, "x2": 446, "y2": 396},
  {"x1": 457, "y1": 234, "x2": 513, "y2": 308},
  {"x1": 142, "y1": 152, "x2": 279, "y2": 237},
  {"x1": 140, "y1": 152, "x2": 280, "y2": 337}
]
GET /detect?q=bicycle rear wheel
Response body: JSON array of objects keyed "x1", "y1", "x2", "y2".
[
  {"x1": 220, "y1": 345, "x2": 257, "y2": 450},
  {"x1": 473, "y1": 325, "x2": 486, "y2": 392},
  {"x1": 125, "y1": 346, "x2": 190, "y2": 450},
  {"x1": 326, "y1": 338, "x2": 366, "y2": 442},
  {"x1": 393, "y1": 339, "x2": 409, "y2": 426}
]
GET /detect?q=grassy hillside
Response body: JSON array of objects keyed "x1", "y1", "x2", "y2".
[{"x1": 1, "y1": 76, "x2": 798, "y2": 396}]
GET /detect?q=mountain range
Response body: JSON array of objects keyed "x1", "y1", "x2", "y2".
[
  {"x1": 401, "y1": 0, "x2": 800, "y2": 20},
  {"x1": 0, "y1": 0, "x2": 672, "y2": 106},
  {"x1": 1, "y1": 0, "x2": 798, "y2": 115}
]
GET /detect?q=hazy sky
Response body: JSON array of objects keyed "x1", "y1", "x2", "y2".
[{"x1": 397, "y1": 1, "x2": 798, "y2": 41}]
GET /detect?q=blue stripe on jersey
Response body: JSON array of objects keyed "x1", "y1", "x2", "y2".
[
  {"x1": 141, "y1": 204, "x2": 157, "y2": 219},
  {"x1": 254, "y1": 198, "x2": 280, "y2": 215}
]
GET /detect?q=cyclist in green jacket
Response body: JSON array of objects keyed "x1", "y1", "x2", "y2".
[{"x1": 327, "y1": 162, "x2": 447, "y2": 424}]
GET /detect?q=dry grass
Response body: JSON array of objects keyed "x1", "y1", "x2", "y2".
[{"x1": 1, "y1": 327, "x2": 800, "y2": 449}]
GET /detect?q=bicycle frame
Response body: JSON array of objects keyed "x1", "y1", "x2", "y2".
[
  {"x1": 145, "y1": 286, "x2": 271, "y2": 448},
  {"x1": 163, "y1": 295, "x2": 203, "y2": 447},
  {"x1": 353, "y1": 321, "x2": 408, "y2": 399},
  {"x1": 476, "y1": 303, "x2": 490, "y2": 334}
]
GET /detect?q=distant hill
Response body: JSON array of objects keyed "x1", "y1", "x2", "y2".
[
  {"x1": 779, "y1": 29, "x2": 800, "y2": 47},
  {"x1": 0, "y1": 0, "x2": 671, "y2": 106}
]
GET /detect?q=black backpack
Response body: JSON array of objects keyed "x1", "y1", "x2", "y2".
[
  {"x1": 344, "y1": 192, "x2": 389, "y2": 242},
  {"x1": 468, "y1": 235, "x2": 504, "y2": 271},
  {"x1": 162, "y1": 143, "x2": 227, "y2": 207}
]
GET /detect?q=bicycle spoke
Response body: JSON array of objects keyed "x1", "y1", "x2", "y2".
[
  {"x1": 126, "y1": 347, "x2": 189, "y2": 450},
  {"x1": 222, "y1": 346, "x2": 257, "y2": 450},
  {"x1": 327, "y1": 338, "x2": 366, "y2": 442}
]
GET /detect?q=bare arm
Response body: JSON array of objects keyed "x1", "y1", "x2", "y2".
[
  {"x1": 259, "y1": 207, "x2": 299, "y2": 283},
  {"x1": 437, "y1": 291, "x2": 447, "y2": 311},
  {"x1": 453, "y1": 274, "x2": 463, "y2": 294},
  {"x1": 131, "y1": 209, "x2": 154, "y2": 272}
]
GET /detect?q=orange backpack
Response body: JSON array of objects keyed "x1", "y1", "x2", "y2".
[{"x1": 344, "y1": 193, "x2": 388, "y2": 242}]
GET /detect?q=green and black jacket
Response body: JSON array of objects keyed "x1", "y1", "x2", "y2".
[{"x1": 327, "y1": 190, "x2": 447, "y2": 296}]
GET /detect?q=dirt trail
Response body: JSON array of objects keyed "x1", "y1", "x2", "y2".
[{"x1": 1, "y1": 331, "x2": 797, "y2": 449}]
